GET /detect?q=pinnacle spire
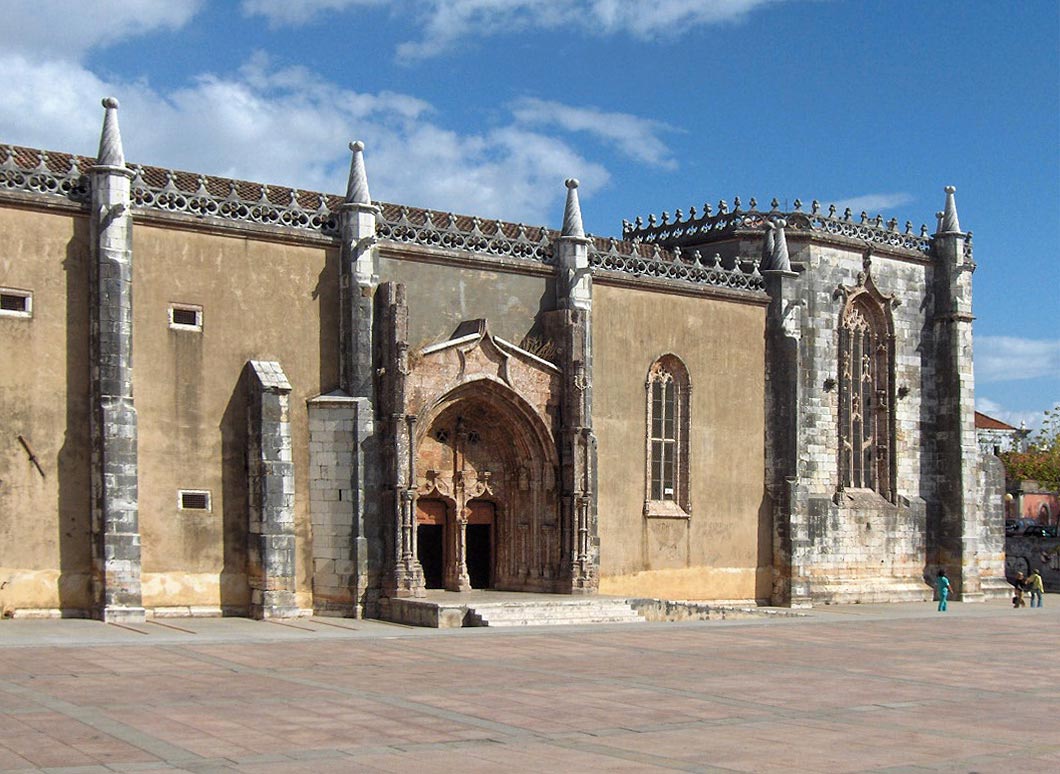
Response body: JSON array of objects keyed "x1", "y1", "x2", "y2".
[
  {"x1": 940, "y1": 185, "x2": 961, "y2": 233},
  {"x1": 561, "y1": 178, "x2": 584, "y2": 238},
  {"x1": 772, "y1": 218, "x2": 790, "y2": 271},
  {"x1": 761, "y1": 217, "x2": 791, "y2": 271},
  {"x1": 345, "y1": 140, "x2": 371, "y2": 205},
  {"x1": 96, "y1": 97, "x2": 125, "y2": 168},
  {"x1": 761, "y1": 220, "x2": 776, "y2": 264}
]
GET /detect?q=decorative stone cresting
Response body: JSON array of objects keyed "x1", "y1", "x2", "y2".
[
  {"x1": 589, "y1": 238, "x2": 763, "y2": 291},
  {"x1": 376, "y1": 205, "x2": 556, "y2": 264},
  {"x1": 624, "y1": 197, "x2": 935, "y2": 255},
  {"x1": 1, "y1": 145, "x2": 91, "y2": 203},
  {"x1": 2, "y1": 141, "x2": 767, "y2": 293}
]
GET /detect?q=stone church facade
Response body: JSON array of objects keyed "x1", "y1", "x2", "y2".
[{"x1": 0, "y1": 99, "x2": 1006, "y2": 622}]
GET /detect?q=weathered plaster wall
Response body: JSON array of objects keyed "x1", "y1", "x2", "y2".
[
  {"x1": 592, "y1": 282, "x2": 768, "y2": 601},
  {"x1": 0, "y1": 207, "x2": 92, "y2": 616},
  {"x1": 132, "y1": 224, "x2": 339, "y2": 613},
  {"x1": 379, "y1": 254, "x2": 551, "y2": 348}
]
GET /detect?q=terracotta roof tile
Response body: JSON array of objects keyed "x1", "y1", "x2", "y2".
[{"x1": 975, "y1": 411, "x2": 1016, "y2": 431}]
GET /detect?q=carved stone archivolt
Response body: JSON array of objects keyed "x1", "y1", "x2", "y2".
[{"x1": 400, "y1": 321, "x2": 565, "y2": 593}]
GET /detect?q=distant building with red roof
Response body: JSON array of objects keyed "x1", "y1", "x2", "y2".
[{"x1": 975, "y1": 411, "x2": 1028, "y2": 457}]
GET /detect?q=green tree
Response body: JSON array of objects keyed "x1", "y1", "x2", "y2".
[{"x1": 1000, "y1": 406, "x2": 1060, "y2": 492}]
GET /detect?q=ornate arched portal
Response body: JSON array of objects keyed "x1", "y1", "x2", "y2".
[{"x1": 415, "y1": 380, "x2": 562, "y2": 592}]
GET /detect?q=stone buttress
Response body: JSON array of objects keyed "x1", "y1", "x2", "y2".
[
  {"x1": 551, "y1": 179, "x2": 599, "y2": 592},
  {"x1": 761, "y1": 220, "x2": 805, "y2": 605},
  {"x1": 89, "y1": 98, "x2": 144, "y2": 623},
  {"x1": 307, "y1": 141, "x2": 383, "y2": 617},
  {"x1": 245, "y1": 361, "x2": 299, "y2": 618},
  {"x1": 376, "y1": 282, "x2": 425, "y2": 598},
  {"x1": 930, "y1": 188, "x2": 1006, "y2": 600}
]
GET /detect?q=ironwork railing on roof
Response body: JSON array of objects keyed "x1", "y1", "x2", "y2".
[{"x1": 623, "y1": 198, "x2": 934, "y2": 255}]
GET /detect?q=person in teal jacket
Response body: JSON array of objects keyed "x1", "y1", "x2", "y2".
[{"x1": 936, "y1": 569, "x2": 951, "y2": 612}]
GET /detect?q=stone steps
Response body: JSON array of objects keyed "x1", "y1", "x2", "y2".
[{"x1": 467, "y1": 599, "x2": 645, "y2": 627}]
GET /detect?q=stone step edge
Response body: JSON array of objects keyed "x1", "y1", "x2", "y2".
[{"x1": 479, "y1": 616, "x2": 648, "y2": 627}]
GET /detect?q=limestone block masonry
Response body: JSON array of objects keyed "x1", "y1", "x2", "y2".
[
  {"x1": 246, "y1": 360, "x2": 300, "y2": 619},
  {"x1": 308, "y1": 393, "x2": 378, "y2": 617}
]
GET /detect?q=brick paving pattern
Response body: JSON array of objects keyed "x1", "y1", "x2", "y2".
[{"x1": 1, "y1": 601, "x2": 1057, "y2": 772}]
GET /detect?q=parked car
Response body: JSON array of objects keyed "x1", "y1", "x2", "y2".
[
  {"x1": 1021, "y1": 524, "x2": 1056, "y2": 538},
  {"x1": 1007, "y1": 519, "x2": 1035, "y2": 536}
]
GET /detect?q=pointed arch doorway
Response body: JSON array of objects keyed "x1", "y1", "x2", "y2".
[{"x1": 415, "y1": 380, "x2": 562, "y2": 593}]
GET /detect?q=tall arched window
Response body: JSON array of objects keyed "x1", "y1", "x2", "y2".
[
  {"x1": 645, "y1": 355, "x2": 690, "y2": 515},
  {"x1": 837, "y1": 272, "x2": 895, "y2": 500}
]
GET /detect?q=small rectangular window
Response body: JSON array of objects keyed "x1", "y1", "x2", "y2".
[
  {"x1": 169, "y1": 304, "x2": 203, "y2": 331},
  {"x1": 0, "y1": 288, "x2": 32, "y2": 317},
  {"x1": 179, "y1": 490, "x2": 211, "y2": 510}
]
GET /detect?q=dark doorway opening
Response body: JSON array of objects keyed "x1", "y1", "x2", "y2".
[
  {"x1": 417, "y1": 524, "x2": 445, "y2": 589},
  {"x1": 466, "y1": 523, "x2": 492, "y2": 589}
]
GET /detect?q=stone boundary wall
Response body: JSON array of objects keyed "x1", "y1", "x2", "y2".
[{"x1": 1005, "y1": 535, "x2": 1060, "y2": 592}]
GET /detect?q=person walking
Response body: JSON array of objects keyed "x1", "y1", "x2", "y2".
[
  {"x1": 1012, "y1": 571, "x2": 1027, "y2": 608},
  {"x1": 1027, "y1": 568, "x2": 1044, "y2": 608},
  {"x1": 936, "y1": 569, "x2": 951, "y2": 612}
]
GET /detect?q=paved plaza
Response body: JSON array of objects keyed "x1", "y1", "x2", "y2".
[{"x1": 0, "y1": 599, "x2": 1057, "y2": 773}]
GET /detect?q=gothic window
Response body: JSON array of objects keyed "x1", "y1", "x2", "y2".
[
  {"x1": 645, "y1": 355, "x2": 690, "y2": 516},
  {"x1": 838, "y1": 287, "x2": 894, "y2": 499}
]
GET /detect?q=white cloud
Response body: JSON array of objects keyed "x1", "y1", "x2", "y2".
[
  {"x1": 242, "y1": 0, "x2": 385, "y2": 27},
  {"x1": 976, "y1": 398, "x2": 1057, "y2": 432},
  {"x1": 511, "y1": 97, "x2": 677, "y2": 170},
  {"x1": 0, "y1": 0, "x2": 201, "y2": 59},
  {"x1": 831, "y1": 192, "x2": 915, "y2": 214},
  {"x1": 0, "y1": 52, "x2": 605, "y2": 224},
  {"x1": 588, "y1": 0, "x2": 783, "y2": 35},
  {"x1": 0, "y1": 1, "x2": 674, "y2": 224},
  {"x1": 976, "y1": 336, "x2": 1060, "y2": 384},
  {"x1": 395, "y1": 0, "x2": 783, "y2": 61}
]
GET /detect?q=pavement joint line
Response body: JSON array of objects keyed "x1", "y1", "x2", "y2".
[
  {"x1": 786, "y1": 706, "x2": 1031, "y2": 752},
  {"x1": 546, "y1": 629, "x2": 1032, "y2": 704},
  {"x1": 161, "y1": 646, "x2": 544, "y2": 740},
  {"x1": 0, "y1": 681, "x2": 205, "y2": 765},
  {"x1": 307, "y1": 618, "x2": 360, "y2": 631},
  {"x1": 145, "y1": 621, "x2": 197, "y2": 635},
  {"x1": 104, "y1": 622, "x2": 151, "y2": 636},
  {"x1": 261, "y1": 619, "x2": 318, "y2": 632},
  {"x1": 543, "y1": 734, "x2": 739, "y2": 773}
]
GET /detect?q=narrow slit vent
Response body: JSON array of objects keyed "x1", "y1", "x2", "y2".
[
  {"x1": 0, "y1": 290, "x2": 31, "y2": 316},
  {"x1": 169, "y1": 304, "x2": 202, "y2": 330},
  {"x1": 179, "y1": 490, "x2": 210, "y2": 510}
]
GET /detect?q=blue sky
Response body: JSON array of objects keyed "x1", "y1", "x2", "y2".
[{"x1": 2, "y1": 0, "x2": 1057, "y2": 428}]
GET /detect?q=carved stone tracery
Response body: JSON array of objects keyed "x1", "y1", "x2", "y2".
[{"x1": 835, "y1": 269, "x2": 896, "y2": 501}]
